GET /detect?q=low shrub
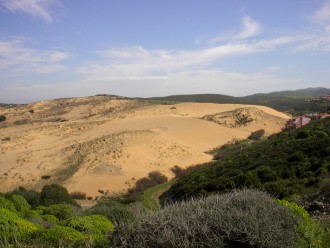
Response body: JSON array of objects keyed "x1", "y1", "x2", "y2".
[
  {"x1": 111, "y1": 189, "x2": 300, "y2": 248},
  {"x1": 170, "y1": 164, "x2": 207, "y2": 178},
  {"x1": 61, "y1": 214, "x2": 114, "y2": 246},
  {"x1": 42, "y1": 214, "x2": 59, "y2": 224},
  {"x1": 10, "y1": 187, "x2": 41, "y2": 207},
  {"x1": 38, "y1": 225, "x2": 87, "y2": 247},
  {"x1": 37, "y1": 204, "x2": 73, "y2": 220},
  {"x1": 70, "y1": 191, "x2": 87, "y2": 200},
  {"x1": 277, "y1": 199, "x2": 329, "y2": 248},
  {"x1": 6, "y1": 194, "x2": 31, "y2": 215},
  {"x1": 90, "y1": 200, "x2": 135, "y2": 225},
  {"x1": 0, "y1": 196, "x2": 17, "y2": 213},
  {"x1": 0, "y1": 115, "x2": 6, "y2": 122},
  {"x1": 248, "y1": 129, "x2": 265, "y2": 140},
  {"x1": 0, "y1": 208, "x2": 41, "y2": 242}
]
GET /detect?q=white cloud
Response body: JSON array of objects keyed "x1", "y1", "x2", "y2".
[
  {"x1": 0, "y1": 38, "x2": 71, "y2": 72},
  {"x1": 235, "y1": 16, "x2": 262, "y2": 40},
  {"x1": 0, "y1": 0, "x2": 59, "y2": 23},
  {"x1": 314, "y1": 1, "x2": 330, "y2": 21},
  {"x1": 78, "y1": 34, "x2": 300, "y2": 83},
  {"x1": 209, "y1": 15, "x2": 262, "y2": 45}
]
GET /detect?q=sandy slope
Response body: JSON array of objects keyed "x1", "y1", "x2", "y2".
[{"x1": 0, "y1": 96, "x2": 289, "y2": 197}]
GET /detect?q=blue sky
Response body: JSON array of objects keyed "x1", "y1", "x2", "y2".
[{"x1": 0, "y1": 0, "x2": 329, "y2": 103}]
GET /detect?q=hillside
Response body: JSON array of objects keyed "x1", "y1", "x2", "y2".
[
  {"x1": 0, "y1": 96, "x2": 288, "y2": 197},
  {"x1": 161, "y1": 117, "x2": 330, "y2": 203},
  {"x1": 149, "y1": 87, "x2": 330, "y2": 113}
]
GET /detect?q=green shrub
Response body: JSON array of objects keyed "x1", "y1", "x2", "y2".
[
  {"x1": 277, "y1": 199, "x2": 328, "y2": 248},
  {"x1": 38, "y1": 225, "x2": 87, "y2": 246},
  {"x1": 42, "y1": 214, "x2": 59, "y2": 224},
  {"x1": 0, "y1": 208, "x2": 41, "y2": 242},
  {"x1": 111, "y1": 189, "x2": 299, "y2": 248},
  {"x1": 91, "y1": 200, "x2": 136, "y2": 224},
  {"x1": 61, "y1": 214, "x2": 114, "y2": 246},
  {"x1": 26, "y1": 209, "x2": 42, "y2": 219},
  {"x1": 0, "y1": 196, "x2": 17, "y2": 213},
  {"x1": 37, "y1": 204, "x2": 73, "y2": 220},
  {"x1": 295, "y1": 130, "x2": 310, "y2": 139},
  {"x1": 10, "y1": 187, "x2": 40, "y2": 207},
  {"x1": 40, "y1": 184, "x2": 77, "y2": 206},
  {"x1": 7, "y1": 194, "x2": 31, "y2": 215}
]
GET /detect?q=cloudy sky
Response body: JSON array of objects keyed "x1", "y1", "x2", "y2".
[{"x1": 0, "y1": 0, "x2": 329, "y2": 103}]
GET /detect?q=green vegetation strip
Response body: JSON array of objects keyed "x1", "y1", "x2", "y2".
[{"x1": 142, "y1": 180, "x2": 175, "y2": 210}]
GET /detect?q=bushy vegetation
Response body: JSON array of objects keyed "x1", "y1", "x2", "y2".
[
  {"x1": 0, "y1": 185, "x2": 115, "y2": 247},
  {"x1": 6, "y1": 194, "x2": 31, "y2": 216},
  {"x1": 248, "y1": 129, "x2": 265, "y2": 140},
  {"x1": 70, "y1": 191, "x2": 87, "y2": 200},
  {"x1": 161, "y1": 118, "x2": 330, "y2": 203},
  {"x1": 111, "y1": 189, "x2": 300, "y2": 248},
  {"x1": 170, "y1": 163, "x2": 209, "y2": 178},
  {"x1": 277, "y1": 199, "x2": 329, "y2": 247},
  {"x1": 38, "y1": 225, "x2": 88, "y2": 247},
  {"x1": 10, "y1": 187, "x2": 41, "y2": 207},
  {"x1": 40, "y1": 184, "x2": 77, "y2": 206},
  {"x1": 0, "y1": 208, "x2": 41, "y2": 242},
  {"x1": 0, "y1": 195, "x2": 17, "y2": 213},
  {"x1": 89, "y1": 199, "x2": 136, "y2": 225},
  {"x1": 0, "y1": 183, "x2": 328, "y2": 247},
  {"x1": 37, "y1": 204, "x2": 74, "y2": 220},
  {"x1": 0, "y1": 115, "x2": 6, "y2": 122},
  {"x1": 61, "y1": 215, "x2": 114, "y2": 246}
]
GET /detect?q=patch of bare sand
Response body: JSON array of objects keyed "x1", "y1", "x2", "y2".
[{"x1": 0, "y1": 99, "x2": 289, "y2": 197}]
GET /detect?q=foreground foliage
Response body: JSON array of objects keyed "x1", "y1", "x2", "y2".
[
  {"x1": 111, "y1": 189, "x2": 300, "y2": 248},
  {"x1": 277, "y1": 199, "x2": 329, "y2": 248}
]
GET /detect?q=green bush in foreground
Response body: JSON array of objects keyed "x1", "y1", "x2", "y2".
[
  {"x1": 0, "y1": 208, "x2": 41, "y2": 242},
  {"x1": 0, "y1": 196, "x2": 17, "y2": 213},
  {"x1": 61, "y1": 214, "x2": 114, "y2": 246},
  {"x1": 7, "y1": 194, "x2": 31, "y2": 216},
  {"x1": 38, "y1": 225, "x2": 87, "y2": 247},
  {"x1": 277, "y1": 199, "x2": 329, "y2": 248},
  {"x1": 111, "y1": 189, "x2": 300, "y2": 248}
]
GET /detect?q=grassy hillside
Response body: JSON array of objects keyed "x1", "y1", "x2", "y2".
[
  {"x1": 161, "y1": 117, "x2": 330, "y2": 203},
  {"x1": 149, "y1": 87, "x2": 330, "y2": 114}
]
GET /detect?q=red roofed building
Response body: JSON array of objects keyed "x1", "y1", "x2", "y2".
[{"x1": 284, "y1": 116, "x2": 312, "y2": 130}]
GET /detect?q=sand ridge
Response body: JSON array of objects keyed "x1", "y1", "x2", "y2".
[{"x1": 0, "y1": 96, "x2": 290, "y2": 197}]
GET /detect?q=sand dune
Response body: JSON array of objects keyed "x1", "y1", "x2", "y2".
[{"x1": 0, "y1": 96, "x2": 289, "y2": 197}]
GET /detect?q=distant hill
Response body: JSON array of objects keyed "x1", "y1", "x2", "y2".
[
  {"x1": 148, "y1": 87, "x2": 330, "y2": 114},
  {"x1": 247, "y1": 87, "x2": 330, "y2": 98}
]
